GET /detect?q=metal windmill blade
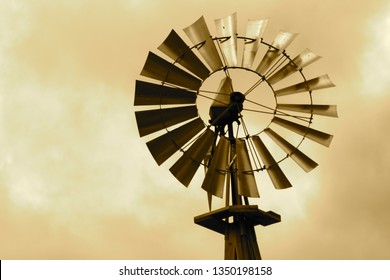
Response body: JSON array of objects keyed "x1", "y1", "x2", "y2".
[
  {"x1": 267, "y1": 49, "x2": 321, "y2": 85},
  {"x1": 252, "y1": 135, "x2": 292, "y2": 189},
  {"x1": 274, "y1": 74, "x2": 335, "y2": 96},
  {"x1": 134, "y1": 13, "x2": 337, "y2": 260},
  {"x1": 264, "y1": 128, "x2": 318, "y2": 172},
  {"x1": 201, "y1": 136, "x2": 230, "y2": 198},
  {"x1": 135, "y1": 106, "x2": 198, "y2": 137},
  {"x1": 215, "y1": 12, "x2": 238, "y2": 67},
  {"x1": 134, "y1": 80, "x2": 196, "y2": 106},
  {"x1": 272, "y1": 116, "x2": 334, "y2": 147},
  {"x1": 277, "y1": 104, "x2": 338, "y2": 118},
  {"x1": 241, "y1": 18, "x2": 269, "y2": 68},
  {"x1": 146, "y1": 118, "x2": 205, "y2": 165},
  {"x1": 256, "y1": 30, "x2": 298, "y2": 75},
  {"x1": 140, "y1": 52, "x2": 202, "y2": 90},
  {"x1": 236, "y1": 138, "x2": 260, "y2": 197},
  {"x1": 170, "y1": 128, "x2": 216, "y2": 187},
  {"x1": 183, "y1": 16, "x2": 223, "y2": 71},
  {"x1": 158, "y1": 29, "x2": 210, "y2": 80}
]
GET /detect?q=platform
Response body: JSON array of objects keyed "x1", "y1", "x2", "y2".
[{"x1": 194, "y1": 205, "x2": 281, "y2": 235}]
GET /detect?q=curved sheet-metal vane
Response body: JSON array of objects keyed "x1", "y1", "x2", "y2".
[
  {"x1": 277, "y1": 104, "x2": 338, "y2": 118},
  {"x1": 201, "y1": 136, "x2": 230, "y2": 198},
  {"x1": 135, "y1": 105, "x2": 198, "y2": 137},
  {"x1": 211, "y1": 76, "x2": 233, "y2": 107},
  {"x1": 264, "y1": 128, "x2": 318, "y2": 172},
  {"x1": 252, "y1": 136, "x2": 292, "y2": 189},
  {"x1": 267, "y1": 49, "x2": 321, "y2": 85},
  {"x1": 272, "y1": 117, "x2": 333, "y2": 147},
  {"x1": 241, "y1": 18, "x2": 269, "y2": 68},
  {"x1": 184, "y1": 16, "x2": 223, "y2": 71},
  {"x1": 146, "y1": 118, "x2": 205, "y2": 165},
  {"x1": 275, "y1": 74, "x2": 335, "y2": 96},
  {"x1": 158, "y1": 29, "x2": 210, "y2": 80},
  {"x1": 134, "y1": 80, "x2": 196, "y2": 106},
  {"x1": 170, "y1": 128, "x2": 216, "y2": 187},
  {"x1": 236, "y1": 139, "x2": 260, "y2": 198},
  {"x1": 256, "y1": 31, "x2": 298, "y2": 75},
  {"x1": 215, "y1": 12, "x2": 238, "y2": 67},
  {"x1": 141, "y1": 52, "x2": 202, "y2": 90},
  {"x1": 209, "y1": 77, "x2": 234, "y2": 124}
]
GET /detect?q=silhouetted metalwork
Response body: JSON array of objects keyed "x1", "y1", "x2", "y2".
[{"x1": 134, "y1": 13, "x2": 337, "y2": 259}]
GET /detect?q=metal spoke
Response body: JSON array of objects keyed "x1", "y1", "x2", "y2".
[
  {"x1": 244, "y1": 53, "x2": 288, "y2": 97},
  {"x1": 242, "y1": 108, "x2": 275, "y2": 115},
  {"x1": 244, "y1": 98, "x2": 312, "y2": 123},
  {"x1": 197, "y1": 88, "x2": 230, "y2": 95},
  {"x1": 244, "y1": 98, "x2": 275, "y2": 113},
  {"x1": 244, "y1": 77, "x2": 265, "y2": 96},
  {"x1": 197, "y1": 92, "x2": 229, "y2": 106},
  {"x1": 180, "y1": 126, "x2": 209, "y2": 152},
  {"x1": 263, "y1": 54, "x2": 288, "y2": 79}
]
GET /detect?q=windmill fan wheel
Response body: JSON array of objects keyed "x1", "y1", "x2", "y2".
[{"x1": 134, "y1": 13, "x2": 337, "y2": 208}]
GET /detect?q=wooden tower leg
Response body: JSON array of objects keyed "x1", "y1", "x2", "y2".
[{"x1": 224, "y1": 219, "x2": 261, "y2": 260}]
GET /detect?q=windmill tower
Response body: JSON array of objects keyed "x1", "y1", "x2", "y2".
[{"x1": 134, "y1": 13, "x2": 337, "y2": 259}]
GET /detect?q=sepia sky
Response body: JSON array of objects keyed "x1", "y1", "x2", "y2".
[{"x1": 1, "y1": 0, "x2": 390, "y2": 259}]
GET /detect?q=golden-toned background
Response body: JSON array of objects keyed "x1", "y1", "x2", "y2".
[{"x1": 1, "y1": 0, "x2": 389, "y2": 259}]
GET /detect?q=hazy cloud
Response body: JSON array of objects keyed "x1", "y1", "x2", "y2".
[{"x1": 1, "y1": 0, "x2": 390, "y2": 259}]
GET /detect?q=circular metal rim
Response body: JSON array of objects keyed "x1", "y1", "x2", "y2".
[{"x1": 154, "y1": 34, "x2": 315, "y2": 172}]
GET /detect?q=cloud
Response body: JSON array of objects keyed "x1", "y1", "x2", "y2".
[
  {"x1": 361, "y1": 3, "x2": 390, "y2": 96},
  {"x1": 1, "y1": 0, "x2": 390, "y2": 260}
]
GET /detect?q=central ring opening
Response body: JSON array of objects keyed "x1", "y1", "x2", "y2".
[
  {"x1": 196, "y1": 68, "x2": 276, "y2": 137},
  {"x1": 209, "y1": 91, "x2": 245, "y2": 127}
]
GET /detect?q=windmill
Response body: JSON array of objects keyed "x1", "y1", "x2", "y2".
[{"x1": 134, "y1": 13, "x2": 337, "y2": 260}]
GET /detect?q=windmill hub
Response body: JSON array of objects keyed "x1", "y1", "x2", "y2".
[
  {"x1": 209, "y1": 91, "x2": 245, "y2": 128},
  {"x1": 230, "y1": 91, "x2": 245, "y2": 104}
]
